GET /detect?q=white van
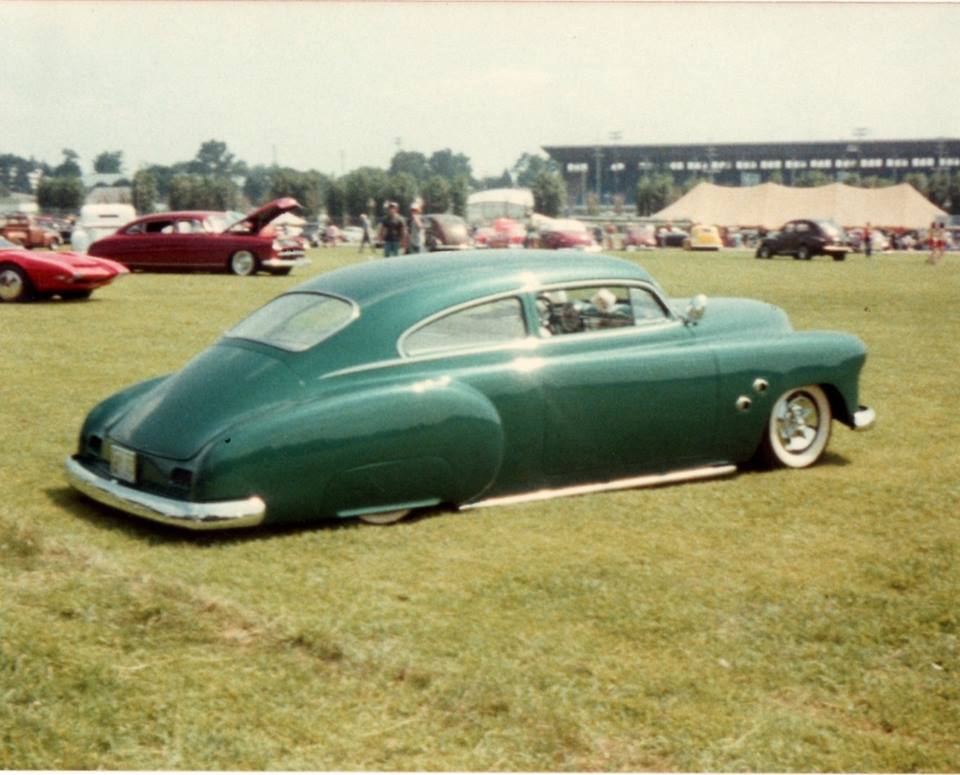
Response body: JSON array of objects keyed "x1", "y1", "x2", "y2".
[{"x1": 71, "y1": 203, "x2": 136, "y2": 253}]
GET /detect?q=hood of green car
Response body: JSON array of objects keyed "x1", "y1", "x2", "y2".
[{"x1": 108, "y1": 341, "x2": 304, "y2": 461}]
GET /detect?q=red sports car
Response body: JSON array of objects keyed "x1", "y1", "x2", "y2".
[
  {"x1": 0, "y1": 236, "x2": 128, "y2": 302},
  {"x1": 88, "y1": 198, "x2": 310, "y2": 276}
]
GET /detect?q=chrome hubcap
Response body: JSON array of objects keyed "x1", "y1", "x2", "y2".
[
  {"x1": 775, "y1": 393, "x2": 820, "y2": 453},
  {"x1": 232, "y1": 252, "x2": 255, "y2": 275},
  {"x1": 0, "y1": 269, "x2": 23, "y2": 301}
]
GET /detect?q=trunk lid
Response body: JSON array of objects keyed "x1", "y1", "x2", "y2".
[{"x1": 108, "y1": 341, "x2": 304, "y2": 460}]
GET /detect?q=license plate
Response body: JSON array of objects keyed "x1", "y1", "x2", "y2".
[{"x1": 110, "y1": 445, "x2": 137, "y2": 484}]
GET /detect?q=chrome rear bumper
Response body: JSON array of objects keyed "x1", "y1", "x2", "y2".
[
  {"x1": 65, "y1": 456, "x2": 266, "y2": 530},
  {"x1": 852, "y1": 405, "x2": 876, "y2": 431},
  {"x1": 262, "y1": 257, "x2": 310, "y2": 269}
]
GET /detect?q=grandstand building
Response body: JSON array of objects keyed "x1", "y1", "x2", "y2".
[{"x1": 543, "y1": 138, "x2": 960, "y2": 207}]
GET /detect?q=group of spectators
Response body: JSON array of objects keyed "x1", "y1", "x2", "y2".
[{"x1": 362, "y1": 201, "x2": 426, "y2": 257}]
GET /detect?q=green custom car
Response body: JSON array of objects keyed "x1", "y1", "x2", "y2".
[{"x1": 66, "y1": 251, "x2": 875, "y2": 530}]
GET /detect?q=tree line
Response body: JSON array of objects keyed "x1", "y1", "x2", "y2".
[{"x1": 4, "y1": 141, "x2": 568, "y2": 220}]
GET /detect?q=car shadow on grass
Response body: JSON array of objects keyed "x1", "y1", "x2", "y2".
[{"x1": 44, "y1": 485, "x2": 448, "y2": 546}]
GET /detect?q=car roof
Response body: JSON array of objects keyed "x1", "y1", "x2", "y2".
[{"x1": 295, "y1": 250, "x2": 657, "y2": 326}]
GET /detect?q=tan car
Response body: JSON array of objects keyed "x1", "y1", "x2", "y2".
[{"x1": 0, "y1": 213, "x2": 62, "y2": 250}]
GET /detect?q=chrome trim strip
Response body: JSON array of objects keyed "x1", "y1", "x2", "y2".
[
  {"x1": 65, "y1": 457, "x2": 266, "y2": 530},
  {"x1": 460, "y1": 464, "x2": 737, "y2": 510},
  {"x1": 852, "y1": 405, "x2": 876, "y2": 431},
  {"x1": 261, "y1": 257, "x2": 311, "y2": 268}
]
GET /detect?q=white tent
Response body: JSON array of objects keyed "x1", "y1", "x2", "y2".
[
  {"x1": 466, "y1": 188, "x2": 533, "y2": 224},
  {"x1": 653, "y1": 181, "x2": 945, "y2": 229}
]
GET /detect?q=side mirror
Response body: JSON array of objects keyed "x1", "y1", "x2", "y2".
[{"x1": 685, "y1": 293, "x2": 708, "y2": 324}]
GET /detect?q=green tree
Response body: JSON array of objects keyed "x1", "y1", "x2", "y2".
[
  {"x1": 450, "y1": 175, "x2": 469, "y2": 217},
  {"x1": 242, "y1": 165, "x2": 273, "y2": 206},
  {"x1": 794, "y1": 170, "x2": 831, "y2": 188},
  {"x1": 268, "y1": 168, "x2": 329, "y2": 216},
  {"x1": 511, "y1": 152, "x2": 558, "y2": 188},
  {"x1": 532, "y1": 170, "x2": 566, "y2": 217},
  {"x1": 36, "y1": 176, "x2": 85, "y2": 211},
  {"x1": 382, "y1": 172, "x2": 419, "y2": 215},
  {"x1": 93, "y1": 151, "x2": 123, "y2": 174},
  {"x1": 132, "y1": 170, "x2": 158, "y2": 213},
  {"x1": 53, "y1": 148, "x2": 82, "y2": 178},
  {"x1": 478, "y1": 170, "x2": 513, "y2": 190},
  {"x1": 325, "y1": 178, "x2": 347, "y2": 223},
  {"x1": 926, "y1": 170, "x2": 951, "y2": 207},
  {"x1": 635, "y1": 174, "x2": 678, "y2": 216},
  {"x1": 389, "y1": 151, "x2": 430, "y2": 182},
  {"x1": 428, "y1": 149, "x2": 472, "y2": 182},
  {"x1": 168, "y1": 175, "x2": 239, "y2": 210},
  {"x1": 768, "y1": 170, "x2": 784, "y2": 184},
  {"x1": 420, "y1": 176, "x2": 451, "y2": 213},
  {"x1": 903, "y1": 172, "x2": 929, "y2": 196},
  {"x1": 343, "y1": 167, "x2": 389, "y2": 218},
  {"x1": 191, "y1": 140, "x2": 236, "y2": 177}
]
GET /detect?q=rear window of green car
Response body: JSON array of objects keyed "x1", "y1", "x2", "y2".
[{"x1": 226, "y1": 292, "x2": 356, "y2": 352}]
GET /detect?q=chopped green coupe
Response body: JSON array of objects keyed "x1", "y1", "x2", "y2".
[{"x1": 66, "y1": 251, "x2": 875, "y2": 530}]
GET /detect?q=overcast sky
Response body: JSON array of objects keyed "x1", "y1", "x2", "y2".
[{"x1": 4, "y1": 1, "x2": 959, "y2": 178}]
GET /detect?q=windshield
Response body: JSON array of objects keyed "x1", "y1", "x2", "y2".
[
  {"x1": 226, "y1": 292, "x2": 356, "y2": 352},
  {"x1": 0, "y1": 236, "x2": 18, "y2": 248}
]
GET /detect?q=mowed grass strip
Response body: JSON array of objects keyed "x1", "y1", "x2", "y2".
[{"x1": 1, "y1": 248, "x2": 958, "y2": 770}]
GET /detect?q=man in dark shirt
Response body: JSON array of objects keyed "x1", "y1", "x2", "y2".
[{"x1": 378, "y1": 202, "x2": 407, "y2": 257}]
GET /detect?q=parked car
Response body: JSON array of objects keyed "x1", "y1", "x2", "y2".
[
  {"x1": 88, "y1": 198, "x2": 309, "y2": 276},
  {"x1": 756, "y1": 219, "x2": 851, "y2": 261},
  {"x1": 70, "y1": 204, "x2": 138, "y2": 254},
  {"x1": 486, "y1": 218, "x2": 526, "y2": 249},
  {"x1": 658, "y1": 227, "x2": 689, "y2": 248},
  {"x1": 683, "y1": 224, "x2": 723, "y2": 251},
  {"x1": 471, "y1": 225, "x2": 494, "y2": 248},
  {"x1": 0, "y1": 213, "x2": 62, "y2": 250},
  {"x1": 425, "y1": 214, "x2": 470, "y2": 251},
  {"x1": 623, "y1": 224, "x2": 657, "y2": 249},
  {"x1": 538, "y1": 219, "x2": 600, "y2": 251},
  {"x1": 65, "y1": 250, "x2": 875, "y2": 530},
  {"x1": 0, "y1": 236, "x2": 128, "y2": 302}
]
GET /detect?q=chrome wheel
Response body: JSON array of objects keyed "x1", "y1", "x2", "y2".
[
  {"x1": 229, "y1": 251, "x2": 257, "y2": 276},
  {"x1": 0, "y1": 266, "x2": 30, "y2": 302},
  {"x1": 797, "y1": 245, "x2": 811, "y2": 261},
  {"x1": 358, "y1": 509, "x2": 411, "y2": 525},
  {"x1": 762, "y1": 385, "x2": 832, "y2": 468}
]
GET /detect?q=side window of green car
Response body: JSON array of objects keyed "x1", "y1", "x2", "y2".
[
  {"x1": 536, "y1": 285, "x2": 669, "y2": 336},
  {"x1": 405, "y1": 297, "x2": 527, "y2": 357}
]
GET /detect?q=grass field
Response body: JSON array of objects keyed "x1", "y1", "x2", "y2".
[{"x1": 1, "y1": 247, "x2": 958, "y2": 770}]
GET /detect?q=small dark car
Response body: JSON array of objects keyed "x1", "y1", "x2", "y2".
[{"x1": 756, "y1": 219, "x2": 851, "y2": 261}]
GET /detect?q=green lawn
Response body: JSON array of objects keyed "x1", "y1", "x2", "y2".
[{"x1": 1, "y1": 247, "x2": 958, "y2": 770}]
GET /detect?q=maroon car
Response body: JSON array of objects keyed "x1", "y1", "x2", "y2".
[
  {"x1": 539, "y1": 219, "x2": 600, "y2": 251},
  {"x1": 88, "y1": 198, "x2": 309, "y2": 276}
]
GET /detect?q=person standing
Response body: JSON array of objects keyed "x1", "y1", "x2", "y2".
[
  {"x1": 358, "y1": 212, "x2": 372, "y2": 254},
  {"x1": 863, "y1": 222, "x2": 873, "y2": 258},
  {"x1": 378, "y1": 202, "x2": 407, "y2": 258},
  {"x1": 407, "y1": 203, "x2": 424, "y2": 254},
  {"x1": 927, "y1": 220, "x2": 945, "y2": 265}
]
